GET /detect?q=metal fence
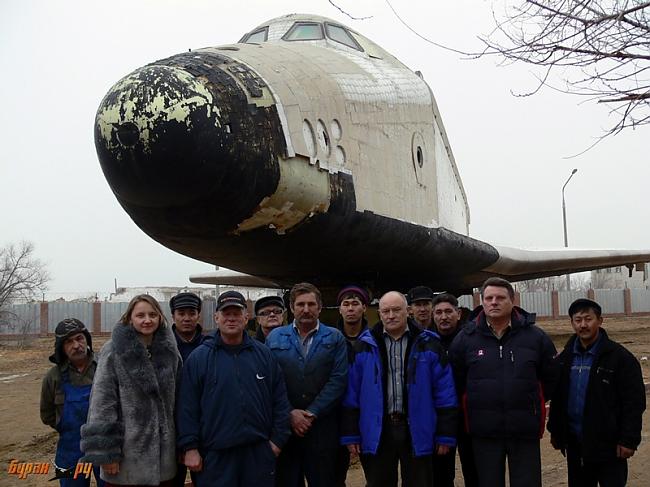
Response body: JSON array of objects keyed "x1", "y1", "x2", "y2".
[{"x1": 2, "y1": 288, "x2": 650, "y2": 336}]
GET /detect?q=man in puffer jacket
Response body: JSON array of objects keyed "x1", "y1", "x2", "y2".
[
  {"x1": 341, "y1": 291, "x2": 458, "y2": 487},
  {"x1": 449, "y1": 277, "x2": 557, "y2": 487}
]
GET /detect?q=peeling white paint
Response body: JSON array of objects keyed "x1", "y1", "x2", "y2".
[{"x1": 236, "y1": 155, "x2": 331, "y2": 234}]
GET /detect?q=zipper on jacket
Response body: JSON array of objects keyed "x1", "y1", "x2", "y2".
[{"x1": 499, "y1": 345, "x2": 503, "y2": 359}]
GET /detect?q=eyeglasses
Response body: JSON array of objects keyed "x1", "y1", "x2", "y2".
[{"x1": 257, "y1": 308, "x2": 284, "y2": 317}]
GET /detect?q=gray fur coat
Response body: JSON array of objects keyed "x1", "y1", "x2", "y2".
[{"x1": 81, "y1": 323, "x2": 181, "y2": 485}]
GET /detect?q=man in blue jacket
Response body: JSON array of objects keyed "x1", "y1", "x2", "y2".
[
  {"x1": 177, "y1": 290, "x2": 291, "y2": 487},
  {"x1": 266, "y1": 282, "x2": 348, "y2": 487},
  {"x1": 341, "y1": 291, "x2": 458, "y2": 487},
  {"x1": 449, "y1": 277, "x2": 557, "y2": 487}
]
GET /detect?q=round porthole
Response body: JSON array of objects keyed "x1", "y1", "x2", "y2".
[
  {"x1": 330, "y1": 119, "x2": 342, "y2": 141},
  {"x1": 316, "y1": 119, "x2": 330, "y2": 156},
  {"x1": 302, "y1": 120, "x2": 316, "y2": 158}
]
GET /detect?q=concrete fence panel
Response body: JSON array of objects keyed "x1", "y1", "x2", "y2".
[
  {"x1": 520, "y1": 292, "x2": 553, "y2": 317},
  {"x1": 594, "y1": 289, "x2": 625, "y2": 314},
  {"x1": 48, "y1": 302, "x2": 94, "y2": 332},
  {"x1": 0, "y1": 304, "x2": 41, "y2": 334},
  {"x1": 630, "y1": 289, "x2": 650, "y2": 313},
  {"x1": 558, "y1": 291, "x2": 588, "y2": 316}
]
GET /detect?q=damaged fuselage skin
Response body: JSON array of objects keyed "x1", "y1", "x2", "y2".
[{"x1": 95, "y1": 13, "x2": 650, "y2": 294}]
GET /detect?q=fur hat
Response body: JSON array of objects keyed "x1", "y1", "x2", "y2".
[{"x1": 49, "y1": 318, "x2": 93, "y2": 365}]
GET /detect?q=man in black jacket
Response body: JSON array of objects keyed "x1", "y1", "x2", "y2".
[
  {"x1": 547, "y1": 298, "x2": 646, "y2": 487},
  {"x1": 449, "y1": 277, "x2": 557, "y2": 487}
]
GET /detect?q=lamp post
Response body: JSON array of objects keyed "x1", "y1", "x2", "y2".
[{"x1": 562, "y1": 168, "x2": 578, "y2": 290}]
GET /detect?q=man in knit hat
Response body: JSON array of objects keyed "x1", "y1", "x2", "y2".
[{"x1": 40, "y1": 318, "x2": 103, "y2": 486}]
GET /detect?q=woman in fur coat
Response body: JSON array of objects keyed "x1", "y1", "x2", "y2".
[{"x1": 81, "y1": 294, "x2": 181, "y2": 487}]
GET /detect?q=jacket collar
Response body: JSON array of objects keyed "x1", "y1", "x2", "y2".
[
  {"x1": 336, "y1": 316, "x2": 368, "y2": 340},
  {"x1": 563, "y1": 328, "x2": 613, "y2": 355},
  {"x1": 172, "y1": 323, "x2": 203, "y2": 344},
  {"x1": 467, "y1": 305, "x2": 535, "y2": 335},
  {"x1": 366, "y1": 317, "x2": 427, "y2": 346}
]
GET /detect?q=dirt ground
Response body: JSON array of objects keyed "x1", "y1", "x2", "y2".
[{"x1": 1, "y1": 317, "x2": 649, "y2": 486}]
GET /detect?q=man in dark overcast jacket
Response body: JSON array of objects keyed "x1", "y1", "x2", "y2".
[
  {"x1": 548, "y1": 298, "x2": 646, "y2": 487},
  {"x1": 449, "y1": 278, "x2": 557, "y2": 487}
]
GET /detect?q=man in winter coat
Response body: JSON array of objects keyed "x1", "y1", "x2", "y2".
[
  {"x1": 177, "y1": 290, "x2": 291, "y2": 487},
  {"x1": 548, "y1": 298, "x2": 646, "y2": 487},
  {"x1": 169, "y1": 291, "x2": 204, "y2": 487},
  {"x1": 431, "y1": 293, "x2": 477, "y2": 487},
  {"x1": 449, "y1": 277, "x2": 557, "y2": 487},
  {"x1": 40, "y1": 318, "x2": 103, "y2": 487},
  {"x1": 406, "y1": 285, "x2": 435, "y2": 330},
  {"x1": 266, "y1": 282, "x2": 348, "y2": 487},
  {"x1": 341, "y1": 291, "x2": 458, "y2": 487}
]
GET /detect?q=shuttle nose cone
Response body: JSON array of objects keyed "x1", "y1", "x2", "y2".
[
  {"x1": 94, "y1": 51, "x2": 284, "y2": 233},
  {"x1": 95, "y1": 64, "x2": 226, "y2": 207}
]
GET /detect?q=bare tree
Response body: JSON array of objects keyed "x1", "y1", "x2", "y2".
[
  {"x1": 481, "y1": 1, "x2": 650, "y2": 136},
  {"x1": 0, "y1": 241, "x2": 50, "y2": 310}
]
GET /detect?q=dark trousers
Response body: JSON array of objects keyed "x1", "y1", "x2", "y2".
[
  {"x1": 361, "y1": 419, "x2": 433, "y2": 487},
  {"x1": 458, "y1": 431, "x2": 479, "y2": 487},
  {"x1": 334, "y1": 445, "x2": 350, "y2": 487},
  {"x1": 195, "y1": 440, "x2": 276, "y2": 487},
  {"x1": 472, "y1": 437, "x2": 541, "y2": 487},
  {"x1": 276, "y1": 414, "x2": 339, "y2": 487},
  {"x1": 566, "y1": 439, "x2": 628, "y2": 487},
  {"x1": 432, "y1": 446, "x2": 455, "y2": 487}
]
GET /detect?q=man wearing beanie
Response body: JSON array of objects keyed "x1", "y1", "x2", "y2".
[
  {"x1": 40, "y1": 318, "x2": 103, "y2": 486},
  {"x1": 170, "y1": 291, "x2": 204, "y2": 362},
  {"x1": 335, "y1": 285, "x2": 370, "y2": 486}
]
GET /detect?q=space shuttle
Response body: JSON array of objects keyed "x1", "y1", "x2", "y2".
[{"x1": 94, "y1": 13, "x2": 650, "y2": 295}]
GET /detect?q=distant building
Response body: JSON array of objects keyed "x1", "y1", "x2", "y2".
[
  {"x1": 108, "y1": 285, "x2": 280, "y2": 303},
  {"x1": 591, "y1": 264, "x2": 649, "y2": 289}
]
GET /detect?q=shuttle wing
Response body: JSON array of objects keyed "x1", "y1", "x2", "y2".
[
  {"x1": 483, "y1": 246, "x2": 650, "y2": 281},
  {"x1": 190, "y1": 269, "x2": 280, "y2": 288}
]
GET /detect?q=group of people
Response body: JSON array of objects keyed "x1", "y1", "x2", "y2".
[{"x1": 39, "y1": 277, "x2": 646, "y2": 487}]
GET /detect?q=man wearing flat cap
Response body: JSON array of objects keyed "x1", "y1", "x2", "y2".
[
  {"x1": 178, "y1": 290, "x2": 291, "y2": 487},
  {"x1": 254, "y1": 295, "x2": 287, "y2": 343},
  {"x1": 40, "y1": 318, "x2": 103, "y2": 486},
  {"x1": 548, "y1": 298, "x2": 646, "y2": 487},
  {"x1": 170, "y1": 291, "x2": 204, "y2": 363},
  {"x1": 170, "y1": 291, "x2": 204, "y2": 486},
  {"x1": 407, "y1": 286, "x2": 435, "y2": 331}
]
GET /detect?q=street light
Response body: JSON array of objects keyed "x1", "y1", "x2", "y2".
[{"x1": 562, "y1": 168, "x2": 578, "y2": 290}]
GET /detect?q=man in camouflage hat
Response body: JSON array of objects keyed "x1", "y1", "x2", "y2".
[{"x1": 40, "y1": 318, "x2": 103, "y2": 486}]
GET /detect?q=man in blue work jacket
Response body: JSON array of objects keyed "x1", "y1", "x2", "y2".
[
  {"x1": 266, "y1": 282, "x2": 349, "y2": 487},
  {"x1": 40, "y1": 318, "x2": 103, "y2": 486},
  {"x1": 341, "y1": 291, "x2": 458, "y2": 487}
]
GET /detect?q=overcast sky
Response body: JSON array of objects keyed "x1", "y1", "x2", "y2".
[{"x1": 1, "y1": 0, "x2": 647, "y2": 297}]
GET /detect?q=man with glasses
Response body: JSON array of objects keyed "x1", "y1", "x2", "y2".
[{"x1": 254, "y1": 295, "x2": 287, "y2": 343}]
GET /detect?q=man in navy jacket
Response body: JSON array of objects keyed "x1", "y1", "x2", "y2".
[
  {"x1": 177, "y1": 290, "x2": 291, "y2": 487},
  {"x1": 449, "y1": 277, "x2": 557, "y2": 487},
  {"x1": 341, "y1": 291, "x2": 458, "y2": 487},
  {"x1": 266, "y1": 282, "x2": 348, "y2": 487}
]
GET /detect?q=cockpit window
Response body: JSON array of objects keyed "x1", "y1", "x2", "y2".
[
  {"x1": 282, "y1": 22, "x2": 324, "y2": 41},
  {"x1": 325, "y1": 23, "x2": 363, "y2": 51},
  {"x1": 242, "y1": 27, "x2": 268, "y2": 44}
]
